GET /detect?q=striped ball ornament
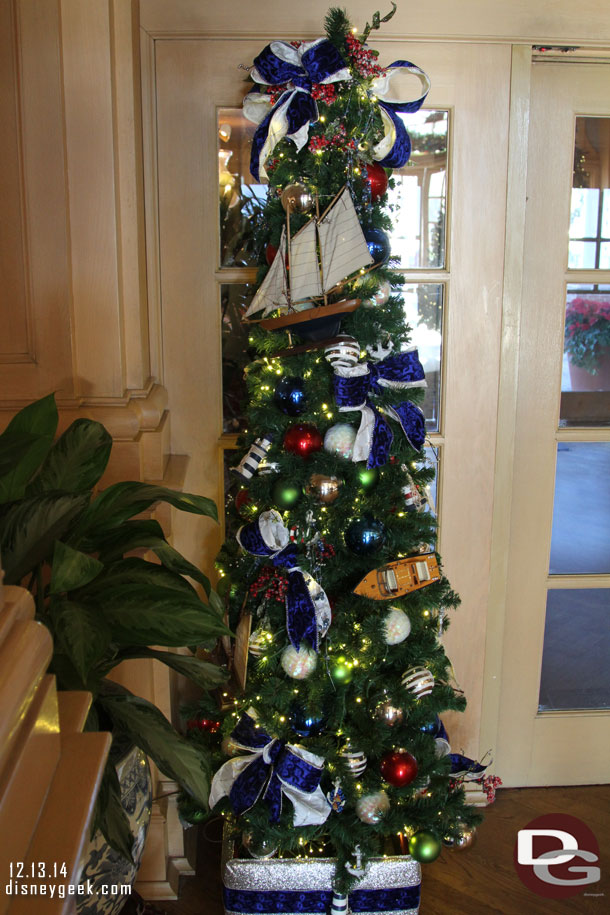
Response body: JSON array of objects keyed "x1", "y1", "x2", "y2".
[
  {"x1": 324, "y1": 335, "x2": 361, "y2": 369},
  {"x1": 401, "y1": 666, "x2": 435, "y2": 699}
]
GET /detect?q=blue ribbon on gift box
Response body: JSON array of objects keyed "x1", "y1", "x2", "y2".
[{"x1": 223, "y1": 884, "x2": 421, "y2": 913}]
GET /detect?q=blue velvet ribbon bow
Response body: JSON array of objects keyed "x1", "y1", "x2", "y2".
[
  {"x1": 332, "y1": 349, "x2": 427, "y2": 468},
  {"x1": 209, "y1": 712, "x2": 330, "y2": 826},
  {"x1": 244, "y1": 39, "x2": 351, "y2": 180},
  {"x1": 237, "y1": 510, "x2": 331, "y2": 651},
  {"x1": 371, "y1": 61, "x2": 431, "y2": 168}
]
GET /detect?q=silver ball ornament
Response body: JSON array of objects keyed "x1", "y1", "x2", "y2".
[
  {"x1": 242, "y1": 832, "x2": 278, "y2": 859},
  {"x1": 374, "y1": 700, "x2": 405, "y2": 727}
]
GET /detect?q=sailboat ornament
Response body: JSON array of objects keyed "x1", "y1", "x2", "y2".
[{"x1": 243, "y1": 186, "x2": 374, "y2": 343}]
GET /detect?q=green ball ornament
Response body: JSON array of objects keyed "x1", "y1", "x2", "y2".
[
  {"x1": 331, "y1": 656, "x2": 353, "y2": 685},
  {"x1": 272, "y1": 479, "x2": 301, "y2": 509},
  {"x1": 358, "y1": 466, "x2": 379, "y2": 490},
  {"x1": 408, "y1": 830, "x2": 442, "y2": 863}
]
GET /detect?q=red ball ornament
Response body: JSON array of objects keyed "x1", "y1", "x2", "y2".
[
  {"x1": 283, "y1": 423, "x2": 323, "y2": 458},
  {"x1": 366, "y1": 162, "x2": 389, "y2": 201},
  {"x1": 380, "y1": 749, "x2": 418, "y2": 787},
  {"x1": 235, "y1": 488, "x2": 252, "y2": 517},
  {"x1": 265, "y1": 243, "x2": 288, "y2": 268}
]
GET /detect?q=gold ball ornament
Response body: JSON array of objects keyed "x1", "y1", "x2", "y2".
[
  {"x1": 221, "y1": 736, "x2": 240, "y2": 756},
  {"x1": 454, "y1": 825, "x2": 477, "y2": 850},
  {"x1": 306, "y1": 473, "x2": 343, "y2": 504},
  {"x1": 281, "y1": 182, "x2": 313, "y2": 214}
]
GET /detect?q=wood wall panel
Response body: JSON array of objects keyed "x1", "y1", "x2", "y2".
[
  {"x1": 0, "y1": 0, "x2": 29, "y2": 360},
  {"x1": 0, "y1": 0, "x2": 73, "y2": 399},
  {"x1": 141, "y1": 0, "x2": 610, "y2": 44}
]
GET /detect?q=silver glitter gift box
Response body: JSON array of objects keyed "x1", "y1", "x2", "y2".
[{"x1": 221, "y1": 833, "x2": 421, "y2": 915}]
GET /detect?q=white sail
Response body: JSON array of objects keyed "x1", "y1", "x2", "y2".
[
  {"x1": 317, "y1": 188, "x2": 374, "y2": 293},
  {"x1": 244, "y1": 227, "x2": 289, "y2": 317},
  {"x1": 288, "y1": 219, "x2": 323, "y2": 303}
]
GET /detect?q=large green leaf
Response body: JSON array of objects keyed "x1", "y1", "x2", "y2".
[
  {"x1": 48, "y1": 596, "x2": 111, "y2": 683},
  {"x1": 69, "y1": 482, "x2": 218, "y2": 547},
  {"x1": 91, "y1": 585, "x2": 231, "y2": 646},
  {"x1": 94, "y1": 762, "x2": 135, "y2": 862},
  {"x1": 95, "y1": 520, "x2": 212, "y2": 595},
  {"x1": 28, "y1": 418, "x2": 112, "y2": 495},
  {"x1": 0, "y1": 491, "x2": 90, "y2": 584},
  {"x1": 50, "y1": 541, "x2": 103, "y2": 594},
  {"x1": 0, "y1": 394, "x2": 58, "y2": 503},
  {"x1": 99, "y1": 693, "x2": 211, "y2": 808},
  {"x1": 115, "y1": 648, "x2": 228, "y2": 689},
  {"x1": 88, "y1": 557, "x2": 198, "y2": 596}
]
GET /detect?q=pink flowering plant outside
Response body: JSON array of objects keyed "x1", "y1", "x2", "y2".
[{"x1": 564, "y1": 296, "x2": 610, "y2": 373}]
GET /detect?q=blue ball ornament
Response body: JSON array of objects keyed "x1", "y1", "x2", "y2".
[
  {"x1": 290, "y1": 703, "x2": 326, "y2": 737},
  {"x1": 274, "y1": 377, "x2": 307, "y2": 416},
  {"x1": 345, "y1": 516, "x2": 386, "y2": 555},
  {"x1": 420, "y1": 716, "x2": 443, "y2": 736},
  {"x1": 364, "y1": 227, "x2": 391, "y2": 265}
]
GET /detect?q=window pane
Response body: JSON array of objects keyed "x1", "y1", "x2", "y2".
[
  {"x1": 560, "y1": 285, "x2": 610, "y2": 426},
  {"x1": 218, "y1": 109, "x2": 268, "y2": 267},
  {"x1": 549, "y1": 442, "x2": 610, "y2": 574},
  {"x1": 569, "y1": 117, "x2": 610, "y2": 270},
  {"x1": 538, "y1": 589, "x2": 610, "y2": 711},
  {"x1": 221, "y1": 284, "x2": 254, "y2": 433},
  {"x1": 400, "y1": 283, "x2": 444, "y2": 432},
  {"x1": 387, "y1": 110, "x2": 448, "y2": 268}
]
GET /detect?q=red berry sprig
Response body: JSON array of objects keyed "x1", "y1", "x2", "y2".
[
  {"x1": 345, "y1": 35, "x2": 385, "y2": 78},
  {"x1": 249, "y1": 566, "x2": 289, "y2": 601}
]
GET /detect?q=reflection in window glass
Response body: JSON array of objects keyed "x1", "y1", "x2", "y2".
[
  {"x1": 539, "y1": 589, "x2": 610, "y2": 711},
  {"x1": 387, "y1": 110, "x2": 448, "y2": 268},
  {"x1": 560, "y1": 284, "x2": 610, "y2": 425},
  {"x1": 218, "y1": 109, "x2": 268, "y2": 267},
  {"x1": 221, "y1": 285, "x2": 254, "y2": 433},
  {"x1": 569, "y1": 117, "x2": 610, "y2": 269},
  {"x1": 400, "y1": 284, "x2": 444, "y2": 432},
  {"x1": 549, "y1": 442, "x2": 610, "y2": 575}
]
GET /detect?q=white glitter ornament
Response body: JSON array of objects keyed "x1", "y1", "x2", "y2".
[
  {"x1": 324, "y1": 336, "x2": 361, "y2": 370},
  {"x1": 402, "y1": 666, "x2": 435, "y2": 698},
  {"x1": 374, "y1": 281, "x2": 391, "y2": 305},
  {"x1": 323, "y1": 423, "x2": 357, "y2": 460},
  {"x1": 356, "y1": 790, "x2": 390, "y2": 824},
  {"x1": 280, "y1": 644, "x2": 317, "y2": 679},
  {"x1": 362, "y1": 280, "x2": 391, "y2": 308},
  {"x1": 383, "y1": 608, "x2": 412, "y2": 645}
]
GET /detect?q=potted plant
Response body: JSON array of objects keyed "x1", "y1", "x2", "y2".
[
  {"x1": 565, "y1": 295, "x2": 610, "y2": 390},
  {"x1": 0, "y1": 393, "x2": 229, "y2": 905}
]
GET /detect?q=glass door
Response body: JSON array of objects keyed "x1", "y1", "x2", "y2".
[{"x1": 497, "y1": 60, "x2": 610, "y2": 785}]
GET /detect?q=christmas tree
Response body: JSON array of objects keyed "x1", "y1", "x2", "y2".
[{"x1": 206, "y1": 4, "x2": 486, "y2": 900}]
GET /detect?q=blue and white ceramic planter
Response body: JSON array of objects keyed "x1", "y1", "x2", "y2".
[{"x1": 77, "y1": 744, "x2": 152, "y2": 915}]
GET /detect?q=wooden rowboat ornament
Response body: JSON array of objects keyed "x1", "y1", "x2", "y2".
[{"x1": 353, "y1": 553, "x2": 440, "y2": 600}]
